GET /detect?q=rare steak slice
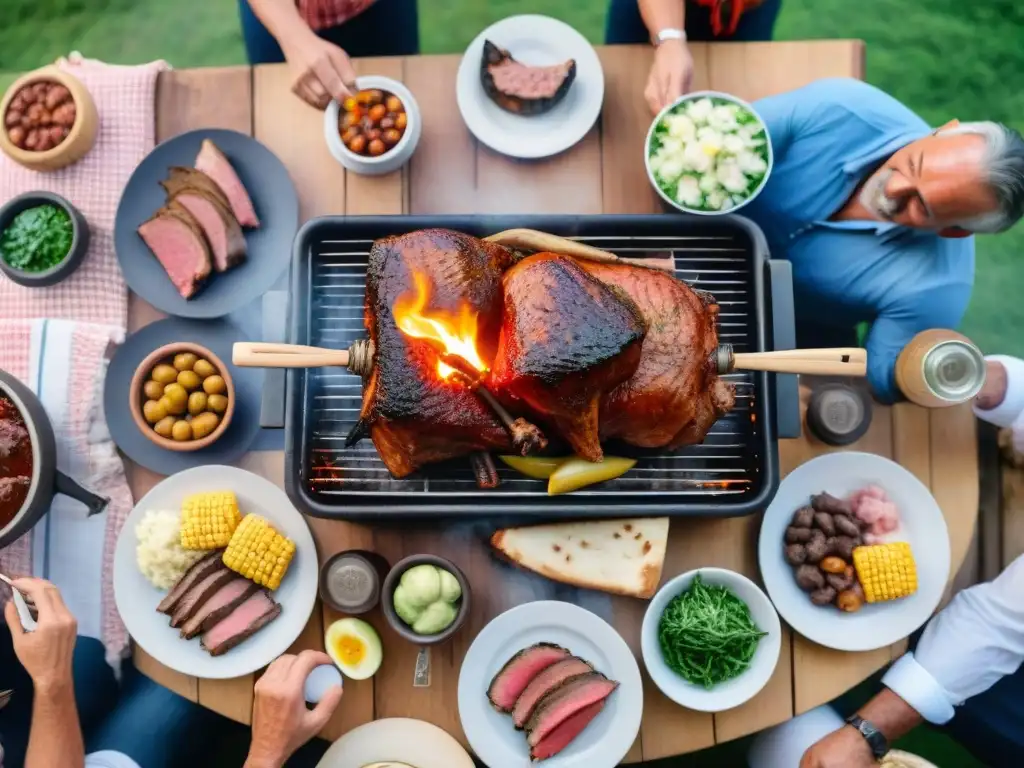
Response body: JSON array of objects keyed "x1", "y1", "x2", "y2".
[
  {"x1": 480, "y1": 40, "x2": 577, "y2": 116},
  {"x1": 201, "y1": 591, "x2": 281, "y2": 656},
  {"x1": 194, "y1": 139, "x2": 260, "y2": 228},
  {"x1": 487, "y1": 643, "x2": 571, "y2": 713},
  {"x1": 512, "y1": 656, "x2": 594, "y2": 729},
  {"x1": 157, "y1": 551, "x2": 225, "y2": 614},
  {"x1": 179, "y1": 577, "x2": 259, "y2": 639},
  {"x1": 530, "y1": 699, "x2": 606, "y2": 761},
  {"x1": 490, "y1": 253, "x2": 645, "y2": 462},
  {"x1": 137, "y1": 203, "x2": 212, "y2": 299},
  {"x1": 168, "y1": 567, "x2": 234, "y2": 628},
  {"x1": 526, "y1": 671, "x2": 619, "y2": 747},
  {"x1": 161, "y1": 167, "x2": 246, "y2": 272}
]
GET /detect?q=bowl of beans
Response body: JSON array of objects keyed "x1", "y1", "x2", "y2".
[
  {"x1": 324, "y1": 76, "x2": 421, "y2": 176},
  {"x1": 0, "y1": 66, "x2": 98, "y2": 172}
]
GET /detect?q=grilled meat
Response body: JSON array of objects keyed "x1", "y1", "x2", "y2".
[
  {"x1": 530, "y1": 699, "x2": 606, "y2": 761},
  {"x1": 202, "y1": 590, "x2": 281, "y2": 656},
  {"x1": 137, "y1": 202, "x2": 212, "y2": 299},
  {"x1": 481, "y1": 40, "x2": 576, "y2": 116},
  {"x1": 179, "y1": 577, "x2": 259, "y2": 639},
  {"x1": 156, "y1": 551, "x2": 225, "y2": 614},
  {"x1": 489, "y1": 254, "x2": 645, "y2": 461},
  {"x1": 168, "y1": 567, "x2": 234, "y2": 628},
  {"x1": 576, "y1": 261, "x2": 735, "y2": 448},
  {"x1": 351, "y1": 229, "x2": 517, "y2": 477},
  {"x1": 487, "y1": 642, "x2": 571, "y2": 713},
  {"x1": 194, "y1": 139, "x2": 260, "y2": 228},
  {"x1": 161, "y1": 167, "x2": 246, "y2": 272},
  {"x1": 512, "y1": 657, "x2": 594, "y2": 729},
  {"x1": 526, "y1": 671, "x2": 618, "y2": 747}
]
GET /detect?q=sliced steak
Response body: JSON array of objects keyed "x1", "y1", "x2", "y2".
[
  {"x1": 137, "y1": 203, "x2": 212, "y2": 299},
  {"x1": 202, "y1": 591, "x2": 281, "y2": 656},
  {"x1": 487, "y1": 643, "x2": 571, "y2": 713},
  {"x1": 168, "y1": 567, "x2": 233, "y2": 628},
  {"x1": 157, "y1": 551, "x2": 224, "y2": 614},
  {"x1": 161, "y1": 167, "x2": 246, "y2": 272},
  {"x1": 179, "y1": 577, "x2": 259, "y2": 639},
  {"x1": 526, "y1": 672, "x2": 618, "y2": 747},
  {"x1": 530, "y1": 699, "x2": 605, "y2": 761},
  {"x1": 194, "y1": 139, "x2": 260, "y2": 228},
  {"x1": 481, "y1": 40, "x2": 576, "y2": 116},
  {"x1": 512, "y1": 657, "x2": 594, "y2": 729}
]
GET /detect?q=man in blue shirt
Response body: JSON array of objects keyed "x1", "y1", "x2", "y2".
[{"x1": 744, "y1": 78, "x2": 1024, "y2": 402}]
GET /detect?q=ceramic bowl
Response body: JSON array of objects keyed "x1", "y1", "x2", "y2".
[
  {"x1": 644, "y1": 90, "x2": 773, "y2": 215},
  {"x1": 381, "y1": 554, "x2": 471, "y2": 645},
  {"x1": 324, "y1": 75, "x2": 422, "y2": 176},
  {"x1": 0, "y1": 191, "x2": 89, "y2": 287},
  {"x1": 0, "y1": 66, "x2": 98, "y2": 172},
  {"x1": 129, "y1": 342, "x2": 235, "y2": 453},
  {"x1": 641, "y1": 567, "x2": 781, "y2": 712}
]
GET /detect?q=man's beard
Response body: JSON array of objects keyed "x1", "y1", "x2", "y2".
[{"x1": 859, "y1": 167, "x2": 900, "y2": 220}]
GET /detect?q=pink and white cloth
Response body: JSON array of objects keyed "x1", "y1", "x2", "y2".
[{"x1": 0, "y1": 54, "x2": 168, "y2": 665}]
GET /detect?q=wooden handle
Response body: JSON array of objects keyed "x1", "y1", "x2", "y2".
[
  {"x1": 485, "y1": 228, "x2": 676, "y2": 274},
  {"x1": 731, "y1": 348, "x2": 867, "y2": 376},
  {"x1": 232, "y1": 342, "x2": 349, "y2": 368}
]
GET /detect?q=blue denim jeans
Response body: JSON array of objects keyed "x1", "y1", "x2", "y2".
[
  {"x1": 605, "y1": 0, "x2": 782, "y2": 44},
  {"x1": 238, "y1": 0, "x2": 419, "y2": 65}
]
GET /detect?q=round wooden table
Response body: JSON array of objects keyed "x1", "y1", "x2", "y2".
[{"x1": 129, "y1": 43, "x2": 980, "y2": 763}]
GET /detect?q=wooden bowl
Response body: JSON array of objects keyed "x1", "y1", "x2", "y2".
[
  {"x1": 129, "y1": 342, "x2": 235, "y2": 453},
  {"x1": 0, "y1": 66, "x2": 98, "y2": 172}
]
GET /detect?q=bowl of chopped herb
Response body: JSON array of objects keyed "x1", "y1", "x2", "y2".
[
  {"x1": 641, "y1": 567, "x2": 781, "y2": 712},
  {"x1": 0, "y1": 191, "x2": 88, "y2": 287}
]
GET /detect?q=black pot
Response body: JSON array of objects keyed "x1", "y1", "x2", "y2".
[{"x1": 0, "y1": 368, "x2": 108, "y2": 549}]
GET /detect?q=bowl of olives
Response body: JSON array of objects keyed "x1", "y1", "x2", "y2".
[{"x1": 129, "y1": 342, "x2": 235, "y2": 452}]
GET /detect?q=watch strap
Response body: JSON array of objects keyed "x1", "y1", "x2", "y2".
[
  {"x1": 653, "y1": 28, "x2": 687, "y2": 46},
  {"x1": 845, "y1": 714, "x2": 889, "y2": 760}
]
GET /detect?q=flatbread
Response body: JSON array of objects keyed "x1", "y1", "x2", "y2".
[{"x1": 490, "y1": 518, "x2": 669, "y2": 598}]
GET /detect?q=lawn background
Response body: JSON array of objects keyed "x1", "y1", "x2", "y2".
[{"x1": 0, "y1": 3, "x2": 1014, "y2": 764}]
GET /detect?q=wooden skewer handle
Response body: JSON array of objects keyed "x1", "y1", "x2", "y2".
[
  {"x1": 233, "y1": 342, "x2": 350, "y2": 368},
  {"x1": 727, "y1": 347, "x2": 867, "y2": 376},
  {"x1": 486, "y1": 228, "x2": 676, "y2": 274}
]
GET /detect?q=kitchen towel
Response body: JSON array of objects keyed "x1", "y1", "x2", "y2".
[{"x1": 0, "y1": 54, "x2": 168, "y2": 665}]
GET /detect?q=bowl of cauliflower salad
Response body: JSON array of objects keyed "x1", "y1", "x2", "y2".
[{"x1": 645, "y1": 92, "x2": 772, "y2": 215}]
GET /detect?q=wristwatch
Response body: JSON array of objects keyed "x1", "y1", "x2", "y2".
[
  {"x1": 653, "y1": 28, "x2": 687, "y2": 46},
  {"x1": 845, "y1": 714, "x2": 889, "y2": 760}
]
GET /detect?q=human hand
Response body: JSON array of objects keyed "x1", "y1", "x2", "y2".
[
  {"x1": 4, "y1": 578, "x2": 77, "y2": 693},
  {"x1": 245, "y1": 650, "x2": 343, "y2": 768},
  {"x1": 800, "y1": 725, "x2": 876, "y2": 768},
  {"x1": 281, "y1": 30, "x2": 357, "y2": 109},
  {"x1": 975, "y1": 360, "x2": 1007, "y2": 411},
  {"x1": 645, "y1": 39, "x2": 694, "y2": 115}
]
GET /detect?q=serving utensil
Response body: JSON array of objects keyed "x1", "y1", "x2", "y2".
[{"x1": 0, "y1": 573, "x2": 37, "y2": 631}]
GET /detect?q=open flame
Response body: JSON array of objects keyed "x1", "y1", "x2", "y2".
[{"x1": 392, "y1": 270, "x2": 488, "y2": 381}]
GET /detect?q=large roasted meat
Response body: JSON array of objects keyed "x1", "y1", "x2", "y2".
[
  {"x1": 577, "y1": 262, "x2": 736, "y2": 448},
  {"x1": 350, "y1": 229, "x2": 516, "y2": 477},
  {"x1": 489, "y1": 254, "x2": 646, "y2": 461}
]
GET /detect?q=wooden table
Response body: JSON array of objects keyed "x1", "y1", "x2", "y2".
[{"x1": 128, "y1": 42, "x2": 981, "y2": 762}]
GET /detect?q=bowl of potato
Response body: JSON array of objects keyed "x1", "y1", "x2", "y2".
[{"x1": 129, "y1": 342, "x2": 235, "y2": 452}]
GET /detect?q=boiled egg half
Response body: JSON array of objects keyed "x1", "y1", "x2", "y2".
[{"x1": 325, "y1": 617, "x2": 383, "y2": 680}]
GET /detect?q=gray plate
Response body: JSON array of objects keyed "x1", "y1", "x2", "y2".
[
  {"x1": 104, "y1": 318, "x2": 262, "y2": 475},
  {"x1": 114, "y1": 128, "x2": 298, "y2": 319}
]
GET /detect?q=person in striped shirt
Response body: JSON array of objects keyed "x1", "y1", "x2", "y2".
[{"x1": 240, "y1": 0, "x2": 417, "y2": 109}]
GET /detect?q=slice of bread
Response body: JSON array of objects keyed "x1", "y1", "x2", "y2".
[{"x1": 491, "y1": 518, "x2": 669, "y2": 599}]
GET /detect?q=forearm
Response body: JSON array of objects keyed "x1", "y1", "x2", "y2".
[
  {"x1": 25, "y1": 681, "x2": 85, "y2": 768},
  {"x1": 638, "y1": 0, "x2": 685, "y2": 37},
  {"x1": 856, "y1": 687, "x2": 924, "y2": 743},
  {"x1": 245, "y1": 0, "x2": 311, "y2": 46}
]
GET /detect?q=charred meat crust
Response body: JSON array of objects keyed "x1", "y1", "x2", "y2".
[
  {"x1": 480, "y1": 40, "x2": 577, "y2": 116},
  {"x1": 486, "y1": 642, "x2": 571, "y2": 712}
]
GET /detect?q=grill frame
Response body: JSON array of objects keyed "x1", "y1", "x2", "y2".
[{"x1": 284, "y1": 214, "x2": 787, "y2": 519}]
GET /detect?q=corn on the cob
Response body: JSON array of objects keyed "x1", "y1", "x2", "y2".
[
  {"x1": 180, "y1": 491, "x2": 242, "y2": 550},
  {"x1": 852, "y1": 542, "x2": 918, "y2": 603},
  {"x1": 223, "y1": 514, "x2": 296, "y2": 590}
]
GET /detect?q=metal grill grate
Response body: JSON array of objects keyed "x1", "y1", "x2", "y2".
[{"x1": 287, "y1": 216, "x2": 778, "y2": 518}]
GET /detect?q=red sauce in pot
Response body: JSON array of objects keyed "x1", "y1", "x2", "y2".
[{"x1": 0, "y1": 395, "x2": 32, "y2": 528}]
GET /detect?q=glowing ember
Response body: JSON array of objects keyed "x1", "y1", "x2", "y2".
[{"x1": 392, "y1": 270, "x2": 488, "y2": 380}]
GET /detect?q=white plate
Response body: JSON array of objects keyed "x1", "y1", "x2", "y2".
[
  {"x1": 316, "y1": 718, "x2": 474, "y2": 768},
  {"x1": 113, "y1": 465, "x2": 318, "y2": 679},
  {"x1": 641, "y1": 568, "x2": 781, "y2": 712},
  {"x1": 456, "y1": 15, "x2": 604, "y2": 159},
  {"x1": 457, "y1": 601, "x2": 642, "y2": 768},
  {"x1": 758, "y1": 452, "x2": 950, "y2": 652}
]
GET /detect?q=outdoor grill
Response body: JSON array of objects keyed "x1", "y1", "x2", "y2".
[{"x1": 282, "y1": 215, "x2": 797, "y2": 519}]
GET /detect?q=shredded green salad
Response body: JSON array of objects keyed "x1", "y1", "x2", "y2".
[
  {"x1": 648, "y1": 96, "x2": 770, "y2": 212},
  {"x1": 658, "y1": 572, "x2": 768, "y2": 689}
]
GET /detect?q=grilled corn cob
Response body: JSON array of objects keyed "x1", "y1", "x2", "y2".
[
  {"x1": 852, "y1": 542, "x2": 918, "y2": 603},
  {"x1": 223, "y1": 514, "x2": 295, "y2": 590},
  {"x1": 180, "y1": 491, "x2": 242, "y2": 550}
]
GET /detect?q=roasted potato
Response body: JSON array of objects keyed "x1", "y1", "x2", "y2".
[
  {"x1": 173, "y1": 352, "x2": 198, "y2": 371},
  {"x1": 202, "y1": 375, "x2": 226, "y2": 396},
  {"x1": 143, "y1": 399, "x2": 167, "y2": 424},
  {"x1": 188, "y1": 391, "x2": 208, "y2": 416},
  {"x1": 207, "y1": 394, "x2": 229, "y2": 414},
  {"x1": 151, "y1": 364, "x2": 178, "y2": 384},
  {"x1": 153, "y1": 416, "x2": 176, "y2": 439},
  {"x1": 143, "y1": 380, "x2": 165, "y2": 400},
  {"x1": 190, "y1": 412, "x2": 220, "y2": 439},
  {"x1": 177, "y1": 370, "x2": 201, "y2": 391},
  {"x1": 193, "y1": 359, "x2": 216, "y2": 379},
  {"x1": 171, "y1": 419, "x2": 192, "y2": 441}
]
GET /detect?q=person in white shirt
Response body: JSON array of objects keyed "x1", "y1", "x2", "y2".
[{"x1": 781, "y1": 353, "x2": 1024, "y2": 767}]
